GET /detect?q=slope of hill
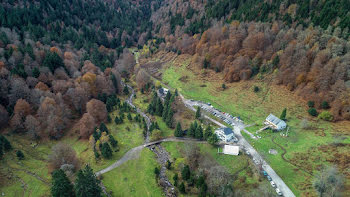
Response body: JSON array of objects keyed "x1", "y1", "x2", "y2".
[{"x1": 150, "y1": 0, "x2": 350, "y2": 120}]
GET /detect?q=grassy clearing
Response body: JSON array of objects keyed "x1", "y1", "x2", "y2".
[
  {"x1": 101, "y1": 148, "x2": 163, "y2": 197},
  {"x1": 155, "y1": 53, "x2": 350, "y2": 196},
  {"x1": 0, "y1": 135, "x2": 52, "y2": 197}
]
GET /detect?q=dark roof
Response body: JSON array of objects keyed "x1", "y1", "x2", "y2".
[{"x1": 223, "y1": 127, "x2": 233, "y2": 135}]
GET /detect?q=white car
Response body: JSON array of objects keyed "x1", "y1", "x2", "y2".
[
  {"x1": 270, "y1": 181, "x2": 276, "y2": 188},
  {"x1": 275, "y1": 188, "x2": 282, "y2": 196}
]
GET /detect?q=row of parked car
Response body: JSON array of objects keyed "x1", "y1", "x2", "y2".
[
  {"x1": 195, "y1": 101, "x2": 242, "y2": 126},
  {"x1": 262, "y1": 171, "x2": 283, "y2": 196}
]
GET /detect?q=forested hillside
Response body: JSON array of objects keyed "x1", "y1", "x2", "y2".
[
  {"x1": 1, "y1": 0, "x2": 350, "y2": 139},
  {"x1": 151, "y1": 0, "x2": 350, "y2": 120},
  {"x1": 0, "y1": 0, "x2": 161, "y2": 138}
]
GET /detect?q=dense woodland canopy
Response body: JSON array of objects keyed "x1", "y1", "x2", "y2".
[
  {"x1": 0, "y1": 0, "x2": 350, "y2": 141},
  {"x1": 0, "y1": 0, "x2": 160, "y2": 138}
]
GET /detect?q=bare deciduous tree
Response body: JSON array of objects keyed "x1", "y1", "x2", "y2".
[
  {"x1": 313, "y1": 166, "x2": 344, "y2": 197},
  {"x1": 49, "y1": 143, "x2": 80, "y2": 171},
  {"x1": 86, "y1": 99, "x2": 107, "y2": 123},
  {"x1": 25, "y1": 115, "x2": 40, "y2": 139},
  {"x1": 79, "y1": 113, "x2": 96, "y2": 139}
]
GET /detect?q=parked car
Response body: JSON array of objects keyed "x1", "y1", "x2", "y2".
[
  {"x1": 267, "y1": 175, "x2": 272, "y2": 181},
  {"x1": 275, "y1": 188, "x2": 283, "y2": 196},
  {"x1": 262, "y1": 171, "x2": 267, "y2": 176},
  {"x1": 257, "y1": 135, "x2": 262, "y2": 139},
  {"x1": 270, "y1": 181, "x2": 276, "y2": 188}
]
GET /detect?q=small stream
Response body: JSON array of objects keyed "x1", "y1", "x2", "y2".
[
  {"x1": 122, "y1": 82, "x2": 176, "y2": 196},
  {"x1": 149, "y1": 144, "x2": 176, "y2": 197}
]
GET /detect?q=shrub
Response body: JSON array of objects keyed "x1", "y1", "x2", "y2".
[
  {"x1": 318, "y1": 111, "x2": 333, "y2": 121},
  {"x1": 179, "y1": 182, "x2": 186, "y2": 193},
  {"x1": 308, "y1": 108, "x2": 318, "y2": 117},
  {"x1": 307, "y1": 101, "x2": 315, "y2": 108},
  {"x1": 151, "y1": 129, "x2": 162, "y2": 141},
  {"x1": 16, "y1": 150, "x2": 24, "y2": 160},
  {"x1": 222, "y1": 84, "x2": 226, "y2": 90},
  {"x1": 154, "y1": 167, "x2": 160, "y2": 177},
  {"x1": 253, "y1": 86, "x2": 260, "y2": 92},
  {"x1": 321, "y1": 101, "x2": 330, "y2": 109}
]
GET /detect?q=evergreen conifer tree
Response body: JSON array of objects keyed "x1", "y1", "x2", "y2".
[
  {"x1": 181, "y1": 165, "x2": 191, "y2": 180},
  {"x1": 280, "y1": 108, "x2": 287, "y2": 120},
  {"x1": 99, "y1": 122, "x2": 109, "y2": 134},
  {"x1": 188, "y1": 123, "x2": 195, "y2": 137},
  {"x1": 123, "y1": 86, "x2": 129, "y2": 95},
  {"x1": 127, "y1": 113, "x2": 132, "y2": 121},
  {"x1": 16, "y1": 150, "x2": 24, "y2": 160},
  {"x1": 195, "y1": 107, "x2": 201, "y2": 119},
  {"x1": 101, "y1": 143, "x2": 113, "y2": 159},
  {"x1": 195, "y1": 125, "x2": 203, "y2": 140},
  {"x1": 166, "y1": 108, "x2": 174, "y2": 127},
  {"x1": 0, "y1": 135, "x2": 12, "y2": 151},
  {"x1": 75, "y1": 165, "x2": 101, "y2": 197},
  {"x1": 204, "y1": 125, "x2": 213, "y2": 140},
  {"x1": 51, "y1": 169, "x2": 74, "y2": 197},
  {"x1": 109, "y1": 135, "x2": 118, "y2": 148},
  {"x1": 179, "y1": 182, "x2": 186, "y2": 193},
  {"x1": 155, "y1": 98, "x2": 163, "y2": 116},
  {"x1": 174, "y1": 122, "x2": 183, "y2": 137}
]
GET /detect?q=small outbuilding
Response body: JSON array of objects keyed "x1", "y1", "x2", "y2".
[
  {"x1": 158, "y1": 88, "x2": 169, "y2": 97},
  {"x1": 265, "y1": 114, "x2": 287, "y2": 131},
  {"x1": 223, "y1": 145, "x2": 239, "y2": 155}
]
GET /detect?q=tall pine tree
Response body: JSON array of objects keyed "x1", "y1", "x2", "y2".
[
  {"x1": 195, "y1": 107, "x2": 201, "y2": 119},
  {"x1": 195, "y1": 125, "x2": 203, "y2": 140},
  {"x1": 204, "y1": 125, "x2": 213, "y2": 140},
  {"x1": 0, "y1": 135, "x2": 12, "y2": 151},
  {"x1": 166, "y1": 108, "x2": 174, "y2": 128},
  {"x1": 280, "y1": 108, "x2": 287, "y2": 120},
  {"x1": 75, "y1": 165, "x2": 102, "y2": 197},
  {"x1": 51, "y1": 169, "x2": 75, "y2": 197},
  {"x1": 101, "y1": 143, "x2": 113, "y2": 159},
  {"x1": 99, "y1": 122, "x2": 109, "y2": 134},
  {"x1": 174, "y1": 122, "x2": 183, "y2": 137},
  {"x1": 188, "y1": 122, "x2": 196, "y2": 137}
]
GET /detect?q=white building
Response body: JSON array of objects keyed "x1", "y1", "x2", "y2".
[
  {"x1": 223, "y1": 145, "x2": 239, "y2": 155},
  {"x1": 215, "y1": 127, "x2": 235, "y2": 142},
  {"x1": 265, "y1": 114, "x2": 287, "y2": 131},
  {"x1": 158, "y1": 88, "x2": 169, "y2": 97}
]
